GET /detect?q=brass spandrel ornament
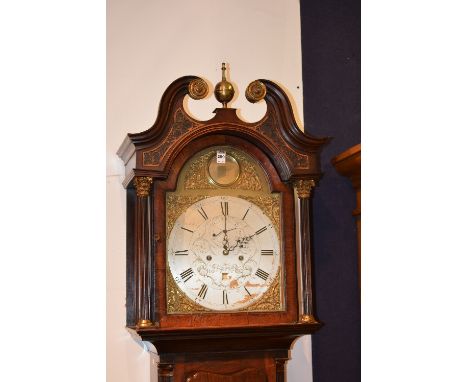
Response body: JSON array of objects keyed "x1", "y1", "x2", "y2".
[
  {"x1": 166, "y1": 194, "x2": 209, "y2": 234},
  {"x1": 167, "y1": 270, "x2": 283, "y2": 314},
  {"x1": 241, "y1": 272, "x2": 282, "y2": 312},
  {"x1": 183, "y1": 148, "x2": 263, "y2": 191},
  {"x1": 166, "y1": 272, "x2": 210, "y2": 314},
  {"x1": 241, "y1": 194, "x2": 281, "y2": 237}
]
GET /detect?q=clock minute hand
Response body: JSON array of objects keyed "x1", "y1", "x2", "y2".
[
  {"x1": 224, "y1": 207, "x2": 227, "y2": 231},
  {"x1": 222, "y1": 213, "x2": 231, "y2": 255},
  {"x1": 213, "y1": 228, "x2": 236, "y2": 237},
  {"x1": 228, "y1": 234, "x2": 252, "y2": 252}
]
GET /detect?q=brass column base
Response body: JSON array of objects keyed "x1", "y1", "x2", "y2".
[
  {"x1": 299, "y1": 314, "x2": 319, "y2": 324},
  {"x1": 137, "y1": 319, "x2": 153, "y2": 328}
]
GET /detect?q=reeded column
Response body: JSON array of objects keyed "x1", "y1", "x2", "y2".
[
  {"x1": 294, "y1": 179, "x2": 319, "y2": 323},
  {"x1": 275, "y1": 358, "x2": 288, "y2": 382},
  {"x1": 134, "y1": 176, "x2": 154, "y2": 327},
  {"x1": 157, "y1": 363, "x2": 174, "y2": 382}
]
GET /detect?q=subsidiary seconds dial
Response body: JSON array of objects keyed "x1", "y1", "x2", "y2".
[{"x1": 167, "y1": 196, "x2": 281, "y2": 311}]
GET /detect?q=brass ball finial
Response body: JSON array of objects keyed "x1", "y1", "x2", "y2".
[{"x1": 214, "y1": 63, "x2": 235, "y2": 108}]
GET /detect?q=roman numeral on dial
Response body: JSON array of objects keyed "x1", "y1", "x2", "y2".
[
  {"x1": 255, "y1": 268, "x2": 269, "y2": 281},
  {"x1": 223, "y1": 290, "x2": 229, "y2": 305},
  {"x1": 197, "y1": 284, "x2": 208, "y2": 299},
  {"x1": 197, "y1": 207, "x2": 208, "y2": 220},
  {"x1": 261, "y1": 250, "x2": 274, "y2": 256},
  {"x1": 221, "y1": 201, "x2": 229, "y2": 216},
  {"x1": 174, "y1": 250, "x2": 188, "y2": 255},
  {"x1": 255, "y1": 226, "x2": 267, "y2": 235},
  {"x1": 244, "y1": 286, "x2": 252, "y2": 296},
  {"x1": 242, "y1": 208, "x2": 250, "y2": 220},
  {"x1": 180, "y1": 268, "x2": 194, "y2": 282}
]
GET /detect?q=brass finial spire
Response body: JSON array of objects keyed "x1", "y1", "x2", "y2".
[
  {"x1": 221, "y1": 62, "x2": 227, "y2": 81},
  {"x1": 214, "y1": 63, "x2": 235, "y2": 108}
]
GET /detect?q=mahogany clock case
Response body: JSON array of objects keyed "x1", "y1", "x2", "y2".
[
  {"x1": 119, "y1": 75, "x2": 329, "y2": 330},
  {"x1": 118, "y1": 74, "x2": 330, "y2": 381}
]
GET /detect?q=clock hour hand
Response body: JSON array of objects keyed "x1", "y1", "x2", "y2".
[{"x1": 222, "y1": 232, "x2": 230, "y2": 255}]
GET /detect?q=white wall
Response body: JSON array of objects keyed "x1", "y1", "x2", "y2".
[{"x1": 107, "y1": 1, "x2": 311, "y2": 381}]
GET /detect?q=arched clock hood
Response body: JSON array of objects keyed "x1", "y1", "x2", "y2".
[{"x1": 118, "y1": 75, "x2": 331, "y2": 188}]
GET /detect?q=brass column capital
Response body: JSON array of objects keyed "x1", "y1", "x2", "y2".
[
  {"x1": 294, "y1": 179, "x2": 316, "y2": 199},
  {"x1": 134, "y1": 176, "x2": 153, "y2": 198}
]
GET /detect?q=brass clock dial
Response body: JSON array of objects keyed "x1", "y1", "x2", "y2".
[{"x1": 167, "y1": 195, "x2": 280, "y2": 311}]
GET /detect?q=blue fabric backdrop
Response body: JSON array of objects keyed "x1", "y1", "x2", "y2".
[{"x1": 300, "y1": 0, "x2": 361, "y2": 380}]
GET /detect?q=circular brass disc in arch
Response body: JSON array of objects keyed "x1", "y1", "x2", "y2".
[{"x1": 207, "y1": 154, "x2": 240, "y2": 187}]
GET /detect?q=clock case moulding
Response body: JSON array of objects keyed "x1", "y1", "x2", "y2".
[{"x1": 117, "y1": 74, "x2": 331, "y2": 381}]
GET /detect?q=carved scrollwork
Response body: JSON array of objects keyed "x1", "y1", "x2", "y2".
[{"x1": 188, "y1": 78, "x2": 209, "y2": 100}]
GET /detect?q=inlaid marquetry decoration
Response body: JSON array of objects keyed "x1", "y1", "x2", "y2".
[
  {"x1": 142, "y1": 109, "x2": 199, "y2": 167},
  {"x1": 254, "y1": 115, "x2": 310, "y2": 169}
]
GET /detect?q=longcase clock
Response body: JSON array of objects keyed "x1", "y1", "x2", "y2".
[{"x1": 117, "y1": 64, "x2": 330, "y2": 382}]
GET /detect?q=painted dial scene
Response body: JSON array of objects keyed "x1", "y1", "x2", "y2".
[{"x1": 167, "y1": 196, "x2": 281, "y2": 311}]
